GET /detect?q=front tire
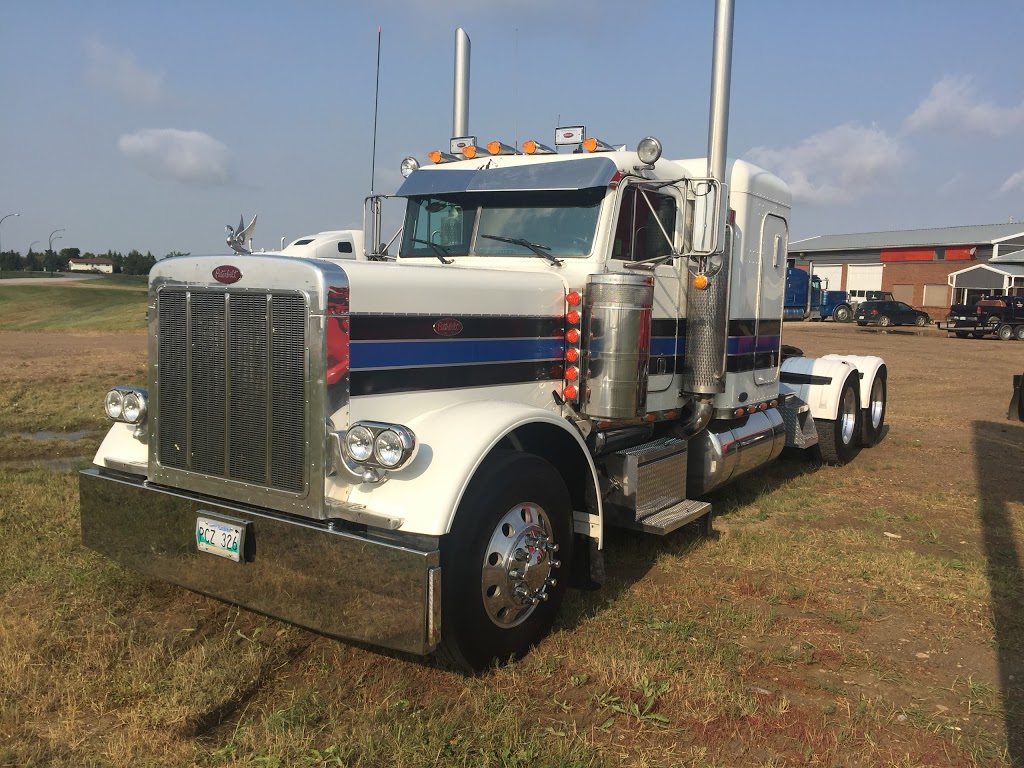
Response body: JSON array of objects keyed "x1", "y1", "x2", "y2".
[
  {"x1": 914, "y1": 315, "x2": 927, "y2": 327},
  {"x1": 816, "y1": 374, "x2": 862, "y2": 465},
  {"x1": 860, "y1": 366, "x2": 887, "y2": 447},
  {"x1": 833, "y1": 304, "x2": 853, "y2": 323},
  {"x1": 437, "y1": 451, "x2": 572, "y2": 673}
]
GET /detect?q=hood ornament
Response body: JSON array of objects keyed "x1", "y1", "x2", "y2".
[{"x1": 225, "y1": 214, "x2": 258, "y2": 254}]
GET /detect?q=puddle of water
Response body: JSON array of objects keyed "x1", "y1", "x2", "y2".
[
  {"x1": 0, "y1": 457, "x2": 92, "y2": 473},
  {"x1": 12, "y1": 430, "x2": 102, "y2": 442}
]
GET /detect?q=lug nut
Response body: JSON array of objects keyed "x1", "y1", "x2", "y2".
[
  {"x1": 509, "y1": 569, "x2": 523, "y2": 580},
  {"x1": 545, "y1": 578, "x2": 557, "y2": 587},
  {"x1": 550, "y1": 559, "x2": 561, "y2": 569},
  {"x1": 514, "y1": 548, "x2": 529, "y2": 562}
]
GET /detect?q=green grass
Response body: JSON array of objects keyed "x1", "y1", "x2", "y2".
[
  {"x1": 0, "y1": 284, "x2": 147, "y2": 332},
  {"x1": 0, "y1": 270, "x2": 63, "y2": 279}
]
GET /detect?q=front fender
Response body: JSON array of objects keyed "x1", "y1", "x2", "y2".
[{"x1": 346, "y1": 401, "x2": 601, "y2": 541}]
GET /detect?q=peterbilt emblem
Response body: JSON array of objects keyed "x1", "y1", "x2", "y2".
[
  {"x1": 213, "y1": 265, "x2": 243, "y2": 284},
  {"x1": 433, "y1": 318, "x2": 463, "y2": 336},
  {"x1": 563, "y1": 132, "x2": 574, "y2": 138}
]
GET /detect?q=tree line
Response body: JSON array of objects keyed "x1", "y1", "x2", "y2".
[{"x1": 0, "y1": 247, "x2": 189, "y2": 275}]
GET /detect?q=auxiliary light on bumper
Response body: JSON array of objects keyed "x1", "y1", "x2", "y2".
[
  {"x1": 332, "y1": 421, "x2": 417, "y2": 483},
  {"x1": 104, "y1": 386, "x2": 148, "y2": 425}
]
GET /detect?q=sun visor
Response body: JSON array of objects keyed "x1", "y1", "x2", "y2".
[{"x1": 396, "y1": 156, "x2": 619, "y2": 197}]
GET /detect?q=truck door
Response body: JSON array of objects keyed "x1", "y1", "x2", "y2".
[
  {"x1": 609, "y1": 182, "x2": 682, "y2": 396},
  {"x1": 754, "y1": 213, "x2": 787, "y2": 385}
]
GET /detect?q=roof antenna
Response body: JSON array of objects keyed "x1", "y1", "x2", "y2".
[{"x1": 370, "y1": 25, "x2": 382, "y2": 193}]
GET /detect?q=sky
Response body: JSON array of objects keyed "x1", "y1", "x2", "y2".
[{"x1": 2, "y1": 0, "x2": 1024, "y2": 258}]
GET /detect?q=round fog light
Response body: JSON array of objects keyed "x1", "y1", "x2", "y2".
[
  {"x1": 345, "y1": 425, "x2": 375, "y2": 462},
  {"x1": 400, "y1": 156, "x2": 420, "y2": 178},
  {"x1": 122, "y1": 392, "x2": 147, "y2": 424},
  {"x1": 374, "y1": 429, "x2": 406, "y2": 468},
  {"x1": 104, "y1": 389, "x2": 124, "y2": 420},
  {"x1": 637, "y1": 136, "x2": 663, "y2": 165}
]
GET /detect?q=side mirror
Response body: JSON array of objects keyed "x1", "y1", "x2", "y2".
[{"x1": 686, "y1": 178, "x2": 726, "y2": 257}]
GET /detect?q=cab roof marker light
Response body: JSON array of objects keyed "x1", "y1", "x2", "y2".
[
  {"x1": 583, "y1": 137, "x2": 615, "y2": 153},
  {"x1": 486, "y1": 141, "x2": 518, "y2": 156},
  {"x1": 462, "y1": 145, "x2": 479, "y2": 159},
  {"x1": 428, "y1": 150, "x2": 459, "y2": 164},
  {"x1": 523, "y1": 140, "x2": 556, "y2": 155}
]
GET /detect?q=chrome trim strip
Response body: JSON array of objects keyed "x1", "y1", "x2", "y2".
[{"x1": 80, "y1": 468, "x2": 439, "y2": 656}]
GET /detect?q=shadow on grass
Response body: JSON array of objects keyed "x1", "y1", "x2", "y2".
[
  {"x1": 556, "y1": 449, "x2": 820, "y2": 635},
  {"x1": 974, "y1": 419, "x2": 1024, "y2": 765}
]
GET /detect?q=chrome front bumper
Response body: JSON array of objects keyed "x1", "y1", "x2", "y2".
[{"x1": 79, "y1": 469, "x2": 441, "y2": 655}]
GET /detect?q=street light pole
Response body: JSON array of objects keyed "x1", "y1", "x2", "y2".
[
  {"x1": 0, "y1": 212, "x2": 20, "y2": 280},
  {"x1": 48, "y1": 228, "x2": 65, "y2": 274}
]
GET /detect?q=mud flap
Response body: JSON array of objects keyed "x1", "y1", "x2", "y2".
[{"x1": 1011, "y1": 373, "x2": 1024, "y2": 422}]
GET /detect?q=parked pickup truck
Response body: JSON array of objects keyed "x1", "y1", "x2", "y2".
[{"x1": 940, "y1": 295, "x2": 1024, "y2": 340}]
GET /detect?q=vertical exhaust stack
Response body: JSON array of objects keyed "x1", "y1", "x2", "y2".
[
  {"x1": 453, "y1": 28, "x2": 471, "y2": 138},
  {"x1": 682, "y1": 0, "x2": 735, "y2": 401}
]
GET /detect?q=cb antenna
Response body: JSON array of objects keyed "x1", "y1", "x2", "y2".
[{"x1": 370, "y1": 25, "x2": 382, "y2": 193}]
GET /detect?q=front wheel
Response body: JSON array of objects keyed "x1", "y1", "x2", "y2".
[
  {"x1": 816, "y1": 374, "x2": 862, "y2": 465},
  {"x1": 833, "y1": 304, "x2": 853, "y2": 323},
  {"x1": 878, "y1": 315, "x2": 893, "y2": 327},
  {"x1": 860, "y1": 366, "x2": 887, "y2": 447},
  {"x1": 437, "y1": 451, "x2": 572, "y2": 673},
  {"x1": 914, "y1": 315, "x2": 927, "y2": 327}
]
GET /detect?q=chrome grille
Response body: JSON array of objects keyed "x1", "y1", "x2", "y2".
[{"x1": 156, "y1": 288, "x2": 308, "y2": 494}]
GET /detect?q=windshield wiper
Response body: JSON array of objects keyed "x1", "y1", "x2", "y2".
[
  {"x1": 410, "y1": 237, "x2": 454, "y2": 264},
  {"x1": 480, "y1": 234, "x2": 564, "y2": 266}
]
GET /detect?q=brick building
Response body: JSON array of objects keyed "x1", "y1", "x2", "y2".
[{"x1": 788, "y1": 223, "x2": 1024, "y2": 316}]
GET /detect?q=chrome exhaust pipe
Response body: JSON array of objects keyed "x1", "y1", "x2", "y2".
[{"x1": 453, "y1": 28, "x2": 471, "y2": 138}]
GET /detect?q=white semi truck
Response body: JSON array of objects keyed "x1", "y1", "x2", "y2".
[{"x1": 80, "y1": 3, "x2": 888, "y2": 672}]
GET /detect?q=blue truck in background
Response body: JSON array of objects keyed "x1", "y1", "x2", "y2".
[{"x1": 784, "y1": 266, "x2": 854, "y2": 322}]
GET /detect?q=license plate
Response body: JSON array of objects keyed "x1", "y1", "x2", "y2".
[{"x1": 196, "y1": 516, "x2": 244, "y2": 561}]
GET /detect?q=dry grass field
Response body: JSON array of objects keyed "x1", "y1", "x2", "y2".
[{"x1": 1, "y1": 286, "x2": 1023, "y2": 767}]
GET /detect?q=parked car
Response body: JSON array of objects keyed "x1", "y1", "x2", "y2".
[{"x1": 855, "y1": 300, "x2": 931, "y2": 327}]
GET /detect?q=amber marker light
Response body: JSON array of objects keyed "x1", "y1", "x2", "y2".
[
  {"x1": 463, "y1": 145, "x2": 477, "y2": 159},
  {"x1": 524, "y1": 140, "x2": 538, "y2": 154},
  {"x1": 583, "y1": 137, "x2": 598, "y2": 152},
  {"x1": 693, "y1": 274, "x2": 710, "y2": 290},
  {"x1": 428, "y1": 150, "x2": 442, "y2": 164}
]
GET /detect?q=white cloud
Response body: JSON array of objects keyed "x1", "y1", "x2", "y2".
[
  {"x1": 1000, "y1": 168, "x2": 1024, "y2": 194},
  {"x1": 904, "y1": 76, "x2": 1024, "y2": 137},
  {"x1": 119, "y1": 129, "x2": 231, "y2": 187},
  {"x1": 85, "y1": 39, "x2": 166, "y2": 107},
  {"x1": 745, "y1": 123, "x2": 903, "y2": 205}
]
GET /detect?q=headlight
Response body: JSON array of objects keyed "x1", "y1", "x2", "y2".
[
  {"x1": 345, "y1": 425, "x2": 375, "y2": 462},
  {"x1": 374, "y1": 429, "x2": 406, "y2": 468},
  {"x1": 400, "y1": 156, "x2": 420, "y2": 178},
  {"x1": 122, "y1": 391, "x2": 147, "y2": 424},
  {"x1": 104, "y1": 389, "x2": 124, "y2": 420}
]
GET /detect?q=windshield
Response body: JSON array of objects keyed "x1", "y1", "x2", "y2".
[{"x1": 400, "y1": 188, "x2": 605, "y2": 259}]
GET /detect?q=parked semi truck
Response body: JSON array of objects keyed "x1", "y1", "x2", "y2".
[
  {"x1": 783, "y1": 266, "x2": 853, "y2": 322},
  {"x1": 80, "y1": 3, "x2": 889, "y2": 671}
]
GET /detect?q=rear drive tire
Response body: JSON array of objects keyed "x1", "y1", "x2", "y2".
[
  {"x1": 816, "y1": 374, "x2": 862, "y2": 465},
  {"x1": 955, "y1": 331, "x2": 970, "y2": 339},
  {"x1": 998, "y1": 323, "x2": 1014, "y2": 341},
  {"x1": 437, "y1": 451, "x2": 572, "y2": 673},
  {"x1": 1015, "y1": 325, "x2": 1024, "y2": 341},
  {"x1": 833, "y1": 304, "x2": 853, "y2": 323},
  {"x1": 878, "y1": 315, "x2": 892, "y2": 327},
  {"x1": 860, "y1": 366, "x2": 887, "y2": 447},
  {"x1": 857, "y1": 321, "x2": 867, "y2": 327},
  {"x1": 914, "y1": 315, "x2": 927, "y2": 327}
]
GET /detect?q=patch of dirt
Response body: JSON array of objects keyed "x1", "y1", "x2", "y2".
[{"x1": 0, "y1": 331, "x2": 146, "y2": 382}]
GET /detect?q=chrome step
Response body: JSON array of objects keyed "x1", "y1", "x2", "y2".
[{"x1": 611, "y1": 498, "x2": 712, "y2": 536}]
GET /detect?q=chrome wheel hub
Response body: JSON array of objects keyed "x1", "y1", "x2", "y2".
[
  {"x1": 840, "y1": 387, "x2": 857, "y2": 444},
  {"x1": 869, "y1": 377, "x2": 883, "y2": 429},
  {"x1": 481, "y1": 503, "x2": 561, "y2": 628}
]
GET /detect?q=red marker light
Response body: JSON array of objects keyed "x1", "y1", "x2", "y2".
[
  {"x1": 562, "y1": 385, "x2": 578, "y2": 400},
  {"x1": 566, "y1": 291, "x2": 581, "y2": 306},
  {"x1": 565, "y1": 348, "x2": 579, "y2": 363},
  {"x1": 565, "y1": 328, "x2": 580, "y2": 344},
  {"x1": 565, "y1": 367, "x2": 579, "y2": 381},
  {"x1": 566, "y1": 310, "x2": 580, "y2": 325}
]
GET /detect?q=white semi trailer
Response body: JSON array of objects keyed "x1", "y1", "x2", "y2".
[{"x1": 81, "y1": 2, "x2": 887, "y2": 671}]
